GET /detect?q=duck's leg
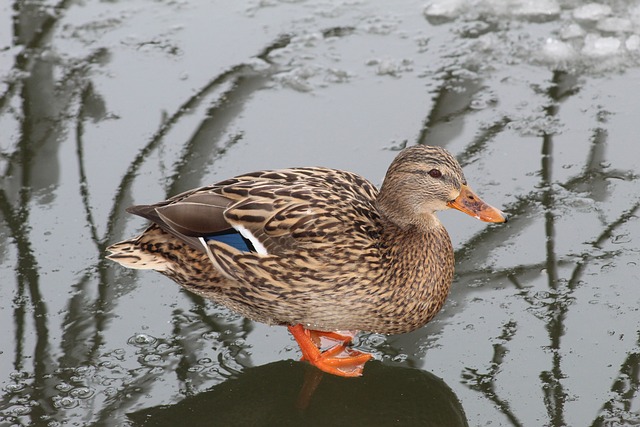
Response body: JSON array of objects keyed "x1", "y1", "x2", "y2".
[{"x1": 287, "y1": 324, "x2": 372, "y2": 377}]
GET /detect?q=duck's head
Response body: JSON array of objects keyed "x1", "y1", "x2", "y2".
[{"x1": 377, "y1": 145, "x2": 507, "y2": 230}]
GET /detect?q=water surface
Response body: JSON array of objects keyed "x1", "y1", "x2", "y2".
[{"x1": 1, "y1": 1, "x2": 639, "y2": 425}]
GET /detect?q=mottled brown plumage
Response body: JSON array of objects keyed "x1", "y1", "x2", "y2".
[{"x1": 107, "y1": 145, "x2": 507, "y2": 376}]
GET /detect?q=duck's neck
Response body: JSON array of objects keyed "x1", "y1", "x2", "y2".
[
  {"x1": 376, "y1": 192, "x2": 442, "y2": 231},
  {"x1": 380, "y1": 216, "x2": 453, "y2": 269},
  {"x1": 377, "y1": 216, "x2": 455, "y2": 331}
]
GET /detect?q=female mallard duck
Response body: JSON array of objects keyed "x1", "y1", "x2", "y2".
[{"x1": 107, "y1": 145, "x2": 507, "y2": 377}]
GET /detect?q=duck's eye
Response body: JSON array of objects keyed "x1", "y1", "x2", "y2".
[{"x1": 428, "y1": 169, "x2": 442, "y2": 178}]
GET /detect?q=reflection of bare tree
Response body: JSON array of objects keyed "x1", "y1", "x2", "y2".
[
  {"x1": 462, "y1": 321, "x2": 523, "y2": 427},
  {"x1": 1, "y1": 1, "x2": 83, "y2": 424},
  {"x1": 431, "y1": 69, "x2": 640, "y2": 425},
  {"x1": 2, "y1": 3, "x2": 638, "y2": 425},
  {"x1": 591, "y1": 331, "x2": 640, "y2": 426},
  {"x1": 66, "y1": 34, "x2": 296, "y2": 423},
  {"x1": 3, "y1": 11, "x2": 376, "y2": 422},
  {"x1": 1, "y1": 1, "x2": 295, "y2": 423}
]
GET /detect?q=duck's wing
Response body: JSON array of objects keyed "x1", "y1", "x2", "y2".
[
  {"x1": 127, "y1": 167, "x2": 380, "y2": 256},
  {"x1": 126, "y1": 191, "x2": 234, "y2": 252}
]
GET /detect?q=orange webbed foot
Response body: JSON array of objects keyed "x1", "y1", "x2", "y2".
[
  {"x1": 306, "y1": 329, "x2": 357, "y2": 349},
  {"x1": 288, "y1": 324, "x2": 373, "y2": 377}
]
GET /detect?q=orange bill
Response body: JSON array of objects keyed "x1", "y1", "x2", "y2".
[{"x1": 447, "y1": 184, "x2": 508, "y2": 223}]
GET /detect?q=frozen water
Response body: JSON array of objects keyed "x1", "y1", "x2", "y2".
[
  {"x1": 424, "y1": 0, "x2": 560, "y2": 23},
  {"x1": 423, "y1": 0, "x2": 467, "y2": 21},
  {"x1": 424, "y1": 0, "x2": 560, "y2": 21},
  {"x1": 422, "y1": 0, "x2": 640, "y2": 72},
  {"x1": 559, "y1": 23, "x2": 586, "y2": 40},
  {"x1": 596, "y1": 17, "x2": 633, "y2": 34},
  {"x1": 631, "y1": 5, "x2": 640, "y2": 29},
  {"x1": 582, "y1": 34, "x2": 622, "y2": 57},
  {"x1": 539, "y1": 38, "x2": 577, "y2": 64},
  {"x1": 626, "y1": 34, "x2": 640, "y2": 50},
  {"x1": 572, "y1": 3, "x2": 612, "y2": 22},
  {"x1": 506, "y1": 0, "x2": 560, "y2": 19}
]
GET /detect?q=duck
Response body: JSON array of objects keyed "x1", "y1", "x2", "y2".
[{"x1": 107, "y1": 144, "x2": 507, "y2": 377}]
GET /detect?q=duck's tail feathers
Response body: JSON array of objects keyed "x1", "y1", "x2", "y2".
[{"x1": 106, "y1": 240, "x2": 169, "y2": 271}]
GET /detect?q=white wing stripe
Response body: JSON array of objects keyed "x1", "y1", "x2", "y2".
[{"x1": 234, "y1": 225, "x2": 268, "y2": 255}]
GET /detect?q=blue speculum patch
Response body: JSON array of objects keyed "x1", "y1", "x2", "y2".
[{"x1": 204, "y1": 230, "x2": 255, "y2": 253}]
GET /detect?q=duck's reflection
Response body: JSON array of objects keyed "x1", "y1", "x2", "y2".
[{"x1": 128, "y1": 361, "x2": 468, "y2": 427}]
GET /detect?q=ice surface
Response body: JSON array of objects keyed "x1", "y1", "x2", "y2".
[
  {"x1": 573, "y1": 3, "x2": 612, "y2": 22},
  {"x1": 630, "y1": 4, "x2": 640, "y2": 28},
  {"x1": 582, "y1": 34, "x2": 621, "y2": 57},
  {"x1": 539, "y1": 38, "x2": 577, "y2": 63},
  {"x1": 626, "y1": 34, "x2": 640, "y2": 50},
  {"x1": 423, "y1": 0, "x2": 467, "y2": 21},
  {"x1": 596, "y1": 17, "x2": 633, "y2": 34},
  {"x1": 559, "y1": 23, "x2": 586, "y2": 40},
  {"x1": 506, "y1": 0, "x2": 560, "y2": 18},
  {"x1": 423, "y1": 0, "x2": 640, "y2": 73},
  {"x1": 424, "y1": 0, "x2": 560, "y2": 21}
]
